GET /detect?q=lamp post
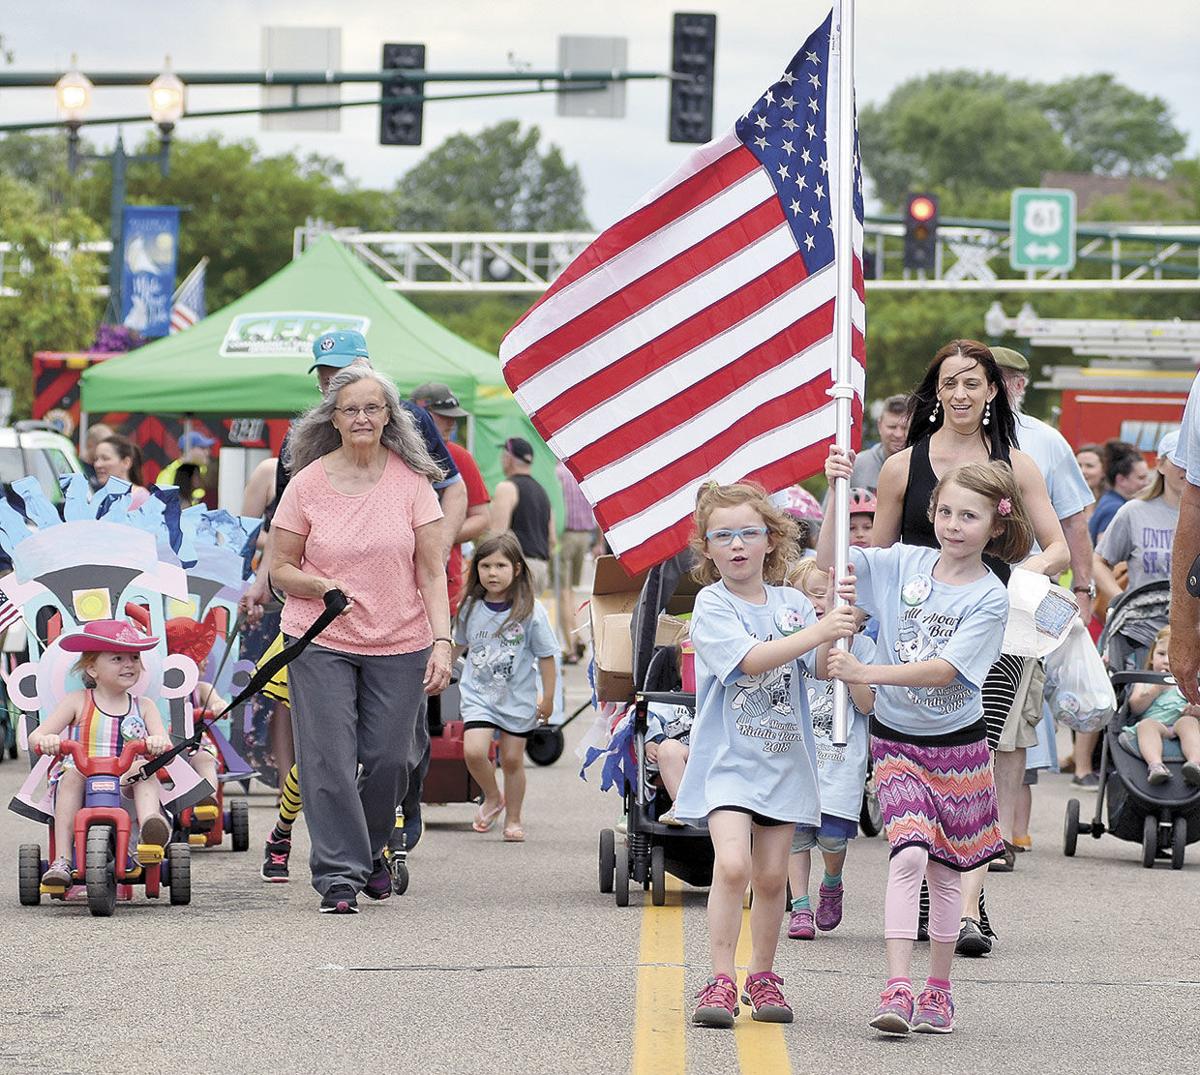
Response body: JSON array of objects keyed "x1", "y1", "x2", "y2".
[{"x1": 56, "y1": 55, "x2": 185, "y2": 324}]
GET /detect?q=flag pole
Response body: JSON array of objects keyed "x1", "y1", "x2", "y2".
[{"x1": 830, "y1": 0, "x2": 857, "y2": 747}]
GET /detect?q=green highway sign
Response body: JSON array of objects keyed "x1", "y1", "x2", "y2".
[{"x1": 1010, "y1": 188, "x2": 1076, "y2": 272}]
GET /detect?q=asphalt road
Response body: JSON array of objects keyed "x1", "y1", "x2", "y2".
[{"x1": 1, "y1": 664, "x2": 1197, "y2": 1075}]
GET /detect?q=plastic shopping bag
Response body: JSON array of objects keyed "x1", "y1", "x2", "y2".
[{"x1": 1042, "y1": 619, "x2": 1116, "y2": 733}]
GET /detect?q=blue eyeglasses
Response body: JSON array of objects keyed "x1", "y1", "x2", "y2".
[{"x1": 705, "y1": 526, "x2": 769, "y2": 546}]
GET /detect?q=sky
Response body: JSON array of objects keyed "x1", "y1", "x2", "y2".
[{"x1": 2, "y1": 0, "x2": 1197, "y2": 229}]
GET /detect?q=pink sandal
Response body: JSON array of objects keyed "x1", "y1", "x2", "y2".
[
  {"x1": 472, "y1": 799, "x2": 505, "y2": 833},
  {"x1": 503, "y1": 824, "x2": 525, "y2": 843}
]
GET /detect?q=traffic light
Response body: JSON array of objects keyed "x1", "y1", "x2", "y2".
[
  {"x1": 668, "y1": 13, "x2": 717, "y2": 144},
  {"x1": 903, "y1": 192, "x2": 939, "y2": 272},
  {"x1": 380, "y1": 43, "x2": 425, "y2": 146}
]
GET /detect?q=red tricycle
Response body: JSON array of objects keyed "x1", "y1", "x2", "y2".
[{"x1": 18, "y1": 739, "x2": 191, "y2": 916}]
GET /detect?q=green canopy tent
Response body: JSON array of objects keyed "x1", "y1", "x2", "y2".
[{"x1": 81, "y1": 234, "x2": 564, "y2": 524}]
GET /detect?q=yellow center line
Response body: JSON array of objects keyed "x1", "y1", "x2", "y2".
[
  {"x1": 632, "y1": 876, "x2": 686, "y2": 1075},
  {"x1": 734, "y1": 903, "x2": 792, "y2": 1075}
]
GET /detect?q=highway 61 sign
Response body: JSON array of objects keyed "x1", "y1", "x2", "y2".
[{"x1": 1010, "y1": 188, "x2": 1076, "y2": 272}]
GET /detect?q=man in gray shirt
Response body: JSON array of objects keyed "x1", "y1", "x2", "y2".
[{"x1": 851, "y1": 394, "x2": 910, "y2": 490}]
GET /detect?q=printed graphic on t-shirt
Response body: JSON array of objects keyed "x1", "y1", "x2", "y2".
[
  {"x1": 805, "y1": 681, "x2": 847, "y2": 767},
  {"x1": 658, "y1": 705, "x2": 693, "y2": 744},
  {"x1": 468, "y1": 623, "x2": 524, "y2": 703},
  {"x1": 894, "y1": 602, "x2": 971, "y2": 713},
  {"x1": 1139, "y1": 526, "x2": 1173, "y2": 578},
  {"x1": 730, "y1": 654, "x2": 804, "y2": 755}
]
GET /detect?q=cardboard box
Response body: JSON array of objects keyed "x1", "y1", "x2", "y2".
[{"x1": 589, "y1": 555, "x2": 699, "y2": 702}]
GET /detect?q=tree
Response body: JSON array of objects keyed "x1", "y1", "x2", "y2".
[
  {"x1": 392, "y1": 120, "x2": 589, "y2": 231},
  {"x1": 0, "y1": 175, "x2": 102, "y2": 417},
  {"x1": 859, "y1": 71, "x2": 1188, "y2": 213},
  {"x1": 72, "y1": 134, "x2": 398, "y2": 311}
]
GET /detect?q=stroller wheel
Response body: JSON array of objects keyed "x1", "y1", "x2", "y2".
[
  {"x1": 1172, "y1": 817, "x2": 1187, "y2": 870},
  {"x1": 650, "y1": 845, "x2": 666, "y2": 907},
  {"x1": 1063, "y1": 800, "x2": 1080, "y2": 858},
  {"x1": 526, "y1": 727, "x2": 565, "y2": 767},
  {"x1": 1142, "y1": 815, "x2": 1159, "y2": 869},
  {"x1": 598, "y1": 829, "x2": 616, "y2": 894},
  {"x1": 614, "y1": 849, "x2": 630, "y2": 907}
]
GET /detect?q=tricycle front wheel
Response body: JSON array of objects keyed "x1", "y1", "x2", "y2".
[{"x1": 85, "y1": 826, "x2": 116, "y2": 917}]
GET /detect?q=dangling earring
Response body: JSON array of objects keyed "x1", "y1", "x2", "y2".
[
  {"x1": 929, "y1": 401, "x2": 939, "y2": 423},
  {"x1": 983, "y1": 400, "x2": 991, "y2": 427}
]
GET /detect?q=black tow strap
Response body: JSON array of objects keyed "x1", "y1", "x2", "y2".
[{"x1": 133, "y1": 588, "x2": 348, "y2": 783}]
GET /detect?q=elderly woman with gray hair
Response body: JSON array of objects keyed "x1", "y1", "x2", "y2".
[{"x1": 272, "y1": 365, "x2": 452, "y2": 914}]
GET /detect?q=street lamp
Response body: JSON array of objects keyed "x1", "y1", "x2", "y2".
[{"x1": 58, "y1": 56, "x2": 186, "y2": 323}]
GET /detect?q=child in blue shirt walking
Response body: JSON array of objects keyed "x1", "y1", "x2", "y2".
[{"x1": 675, "y1": 481, "x2": 857, "y2": 1029}]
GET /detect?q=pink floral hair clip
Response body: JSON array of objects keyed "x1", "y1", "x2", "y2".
[{"x1": 997, "y1": 497, "x2": 1013, "y2": 517}]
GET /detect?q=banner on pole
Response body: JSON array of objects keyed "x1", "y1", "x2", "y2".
[{"x1": 120, "y1": 205, "x2": 180, "y2": 339}]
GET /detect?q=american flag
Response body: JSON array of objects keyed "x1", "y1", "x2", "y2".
[
  {"x1": 169, "y1": 257, "x2": 207, "y2": 334},
  {"x1": 500, "y1": 10, "x2": 865, "y2": 572},
  {"x1": 0, "y1": 590, "x2": 23, "y2": 635}
]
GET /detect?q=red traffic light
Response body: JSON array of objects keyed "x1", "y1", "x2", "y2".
[{"x1": 908, "y1": 195, "x2": 936, "y2": 223}]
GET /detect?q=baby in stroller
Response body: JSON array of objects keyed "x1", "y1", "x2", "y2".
[
  {"x1": 645, "y1": 699, "x2": 692, "y2": 826},
  {"x1": 1126, "y1": 626, "x2": 1200, "y2": 787}
]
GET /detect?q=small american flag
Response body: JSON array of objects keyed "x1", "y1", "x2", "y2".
[
  {"x1": 500, "y1": 10, "x2": 865, "y2": 572},
  {"x1": 169, "y1": 257, "x2": 208, "y2": 334},
  {"x1": 0, "y1": 590, "x2": 23, "y2": 635}
]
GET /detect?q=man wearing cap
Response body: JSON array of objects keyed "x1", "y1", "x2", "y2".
[
  {"x1": 1169, "y1": 374, "x2": 1200, "y2": 702},
  {"x1": 410, "y1": 382, "x2": 491, "y2": 618},
  {"x1": 157, "y1": 429, "x2": 217, "y2": 506},
  {"x1": 491, "y1": 437, "x2": 554, "y2": 593}
]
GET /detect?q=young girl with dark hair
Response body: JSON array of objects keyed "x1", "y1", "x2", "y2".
[{"x1": 456, "y1": 531, "x2": 558, "y2": 843}]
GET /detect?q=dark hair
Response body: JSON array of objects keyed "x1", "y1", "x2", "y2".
[
  {"x1": 1102, "y1": 439, "x2": 1142, "y2": 485},
  {"x1": 929, "y1": 461, "x2": 1034, "y2": 564},
  {"x1": 1076, "y1": 442, "x2": 1103, "y2": 460},
  {"x1": 457, "y1": 531, "x2": 536, "y2": 632},
  {"x1": 99, "y1": 433, "x2": 144, "y2": 486},
  {"x1": 880, "y1": 394, "x2": 909, "y2": 417},
  {"x1": 906, "y1": 339, "x2": 1017, "y2": 461}
]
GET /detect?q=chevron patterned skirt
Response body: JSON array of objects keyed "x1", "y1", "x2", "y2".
[{"x1": 870, "y1": 732, "x2": 1005, "y2": 871}]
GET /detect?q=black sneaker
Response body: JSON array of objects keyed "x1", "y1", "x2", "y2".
[
  {"x1": 916, "y1": 919, "x2": 929, "y2": 943},
  {"x1": 319, "y1": 884, "x2": 359, "y2": 914},
  {"x1": 261, "y1": 836, "x2": 291, "y2": 883},
  {"x1": 955, "y1": 917, "x2": 991, "y2": 957},
  {"x1": 362, "y1": 858, "x2": 391, "y2": 901},
  {"x1": 988, "y1": 842, "x2": 1017, "y2": 873}
]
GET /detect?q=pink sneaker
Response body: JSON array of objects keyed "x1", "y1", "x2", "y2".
[
  {"x1": 869, "y1": 981, "x2": 915, "y2": 1035},
  {"x1": 741, "y1": 971, "x2": 793, "y2": 1023},
  {"x1": 787, "y1": 907, "x2": 815, "y2": 940},
  {"x1": 815, "y1": 881, "x2": 844, "y2": 931},
  {"x1": 692, "y1": 975, "x2": 739, "y2": 1028},
  {"x1": 912, "y1": 986, "x2": 955, "y2": 1034}
]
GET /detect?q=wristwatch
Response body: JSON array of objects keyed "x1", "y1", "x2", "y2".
[{"x1": 1072, "y1": 581, "x2": 1096, "y2": 599}]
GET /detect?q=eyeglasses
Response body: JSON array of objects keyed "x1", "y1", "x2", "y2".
[
  {"x1": 335, "y1": 404, "x2": 388, "y2": 419},
  {"x1": 705, "y1": 526, "x2": 769, "y2": 546}
]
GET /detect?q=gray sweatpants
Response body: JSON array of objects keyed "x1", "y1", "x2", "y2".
[{"x1": 288, "y1": 641, "x2": 430, "y2": 896}]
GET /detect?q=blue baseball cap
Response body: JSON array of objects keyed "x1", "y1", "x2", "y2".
[
  {"x1": 178, "y1": 430, "x2": 217, "y2": 452},
  {"x1": 308, "y1": 329, "x2": 370, "y2": 373}
]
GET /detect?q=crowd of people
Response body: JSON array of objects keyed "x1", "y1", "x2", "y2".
[{"x1": 12, "y1": 323, "x2": 1195, "y2": 1039}]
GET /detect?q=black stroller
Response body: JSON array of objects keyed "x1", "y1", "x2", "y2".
[
  {"x1": 1063, "y1": 580, "x2": 1200, "y2": 869},
  {"x1": 597, "y1": 556, "x2": 713, "y2": 907}
]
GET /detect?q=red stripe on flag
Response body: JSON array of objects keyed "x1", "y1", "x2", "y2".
[
  {"x1": 506, "y1": 145, "x2": 761, "y2": 337},
  {"x1": 612, "y1": 438, "x2": 837, "y2": 574},
  {"x1": 503, "y1": 196, "x2": 783, "y2": 387},
  {"x1": 593, "y1": 376, "x2": 835, "y2": 528},
  {"x1": 568, "y1": 300, "x2": 835, "y2": 479},
  {"x1": 530, "y1": 253, "x2": 811, "y2": 441}
]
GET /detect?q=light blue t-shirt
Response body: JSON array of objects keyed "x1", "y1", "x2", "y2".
[
  {"x1": 804, "y1": 632, "x2": 876, "y2": 822},
  {"x1": 850, "y1": 545, "x2": 1009, "y2": 737},
  {"x1": 455, "y1": 599, "x2": 558, "y2": 734},
  {"x1": 1177, "y1": 373, "x2": 1200, "y2": 487},
  {"x1": 673, "y1": 581, "x2": 822, "y2": 826},
  {"x1": 1014, "y1": 411, "x2": 1094, "y2": 521}
]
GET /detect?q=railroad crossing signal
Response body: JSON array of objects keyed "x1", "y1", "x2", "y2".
[{"x1": 1010, "y1": 188, "x2": 1076, "y2": 272}]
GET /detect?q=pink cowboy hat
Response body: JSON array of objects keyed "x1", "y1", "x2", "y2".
[{"x1": 59, "y1": 619, "x2": 160, "y2": 654}]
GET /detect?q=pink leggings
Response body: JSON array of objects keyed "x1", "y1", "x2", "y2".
[{"x1": 884, "y1": 845, "x2": 961, "y2": 944}]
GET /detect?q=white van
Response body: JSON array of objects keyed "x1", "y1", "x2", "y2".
[{"x1": 0, "y1": 422, "x2": 84, "y2": 505}]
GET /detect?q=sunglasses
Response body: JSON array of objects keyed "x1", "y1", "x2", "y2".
[{"x1": 705, "y1": 526, "x2": 769, "y2": 546}]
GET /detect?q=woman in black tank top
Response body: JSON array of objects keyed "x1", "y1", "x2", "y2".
[{"x1": 868, "y1": 339, "x2": 1069, "y2": 951}]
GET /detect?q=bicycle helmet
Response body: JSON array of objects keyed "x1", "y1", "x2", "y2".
[{"x1": 848, "y1": 487, "x2": 877, "y2": 515}]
